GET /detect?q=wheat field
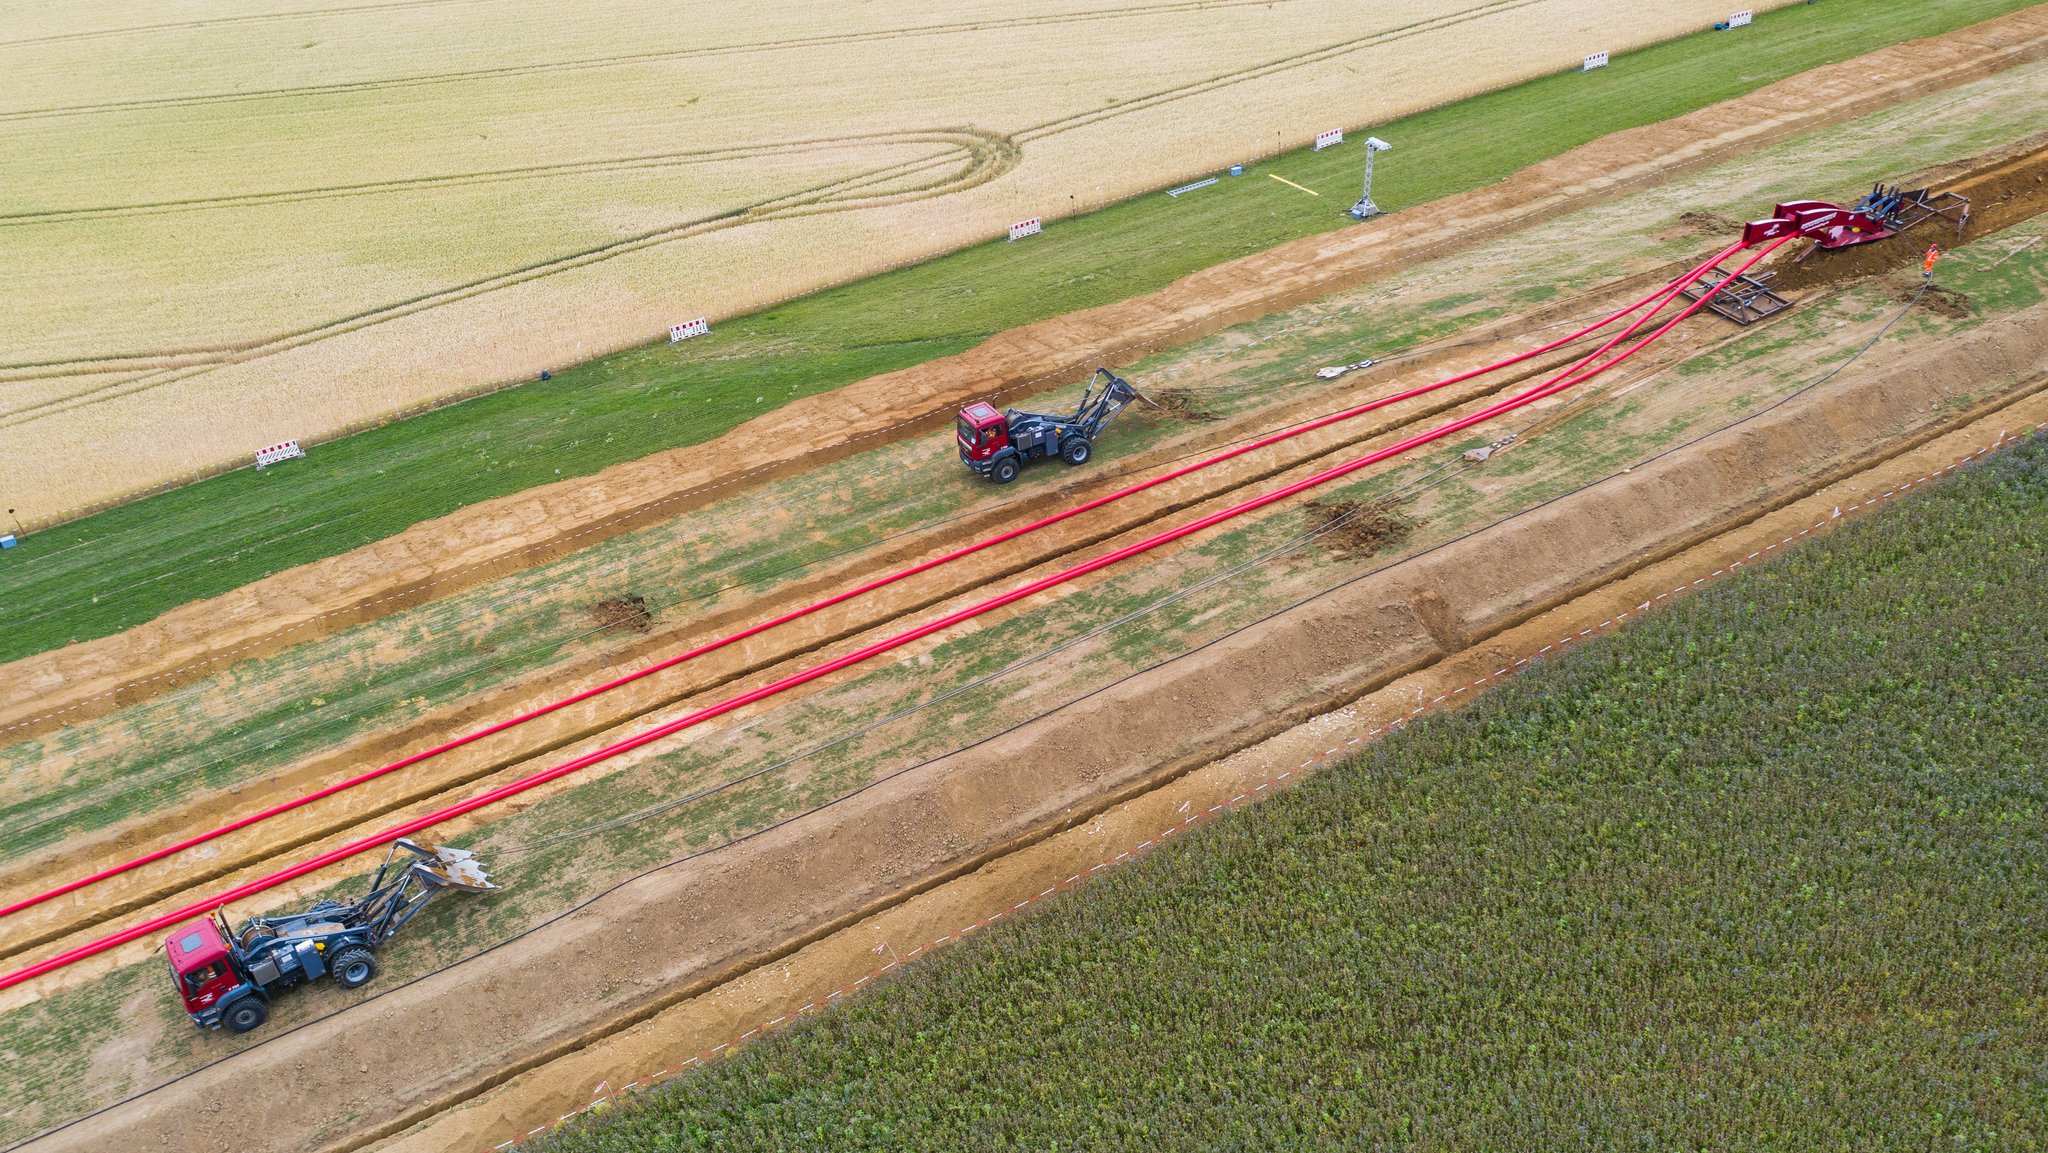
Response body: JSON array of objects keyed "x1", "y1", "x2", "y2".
[{"x1": 0, "y1": 0, "x2": 1777, "y2": 516}]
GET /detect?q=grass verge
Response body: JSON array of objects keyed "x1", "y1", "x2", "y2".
[
  {"x1": 2, "y1": 0, "x2": 2040, "y2": 665},
  {"x1": 535, "y1": 432, "x2": 2048, "y2": 1152}
]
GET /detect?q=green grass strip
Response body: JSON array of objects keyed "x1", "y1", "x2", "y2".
[
  {"x1": 534, "y1": 431, "x2": 2048, "y2": 1153},
  {"x1": 1, "y1": 0, "x2": 2037, "y2": 665}
]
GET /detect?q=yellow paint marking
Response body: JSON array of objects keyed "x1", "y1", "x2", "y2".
[{"x1": 1268, "y1": 173, "x2": 1321, "y2": 196}]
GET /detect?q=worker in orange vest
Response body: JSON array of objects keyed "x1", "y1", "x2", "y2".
[{"x1": 1923, "y1": 244, "x2": 1943, "y2": 282}]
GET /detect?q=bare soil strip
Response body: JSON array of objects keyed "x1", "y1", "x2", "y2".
[
  {"x1": 26, "y1": 260, "x2": 2048, "y2": 1153},
  {"x1": 4, "y1": 4, "x2": 2046, "y2": 739}
]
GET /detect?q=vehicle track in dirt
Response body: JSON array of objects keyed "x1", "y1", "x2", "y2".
[
  {"x1": 29, "y1": 261, "x2": 2048, "y2": 1153},
  {"x1": 5, "y1": 3, "x2": 2045, "y2": 741}
]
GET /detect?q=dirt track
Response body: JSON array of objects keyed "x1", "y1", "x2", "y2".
[
  {"x1": 30, "y1": 271, "x2": 2048, "y2": 1153},
  {"x1": 5, "y1": 4, "x2": 2048, "y2": 740}
]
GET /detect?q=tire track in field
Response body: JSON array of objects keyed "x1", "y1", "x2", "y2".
[
  {"x1": 1016, "y1": 0, "x2": 1547, "y2": 142},
  {"x1": 0, "y1": 128, "x2": 1020, "y2": 411},
  {"x1": 0, "y1": 132, "x2": 998, "y2": 228},
  {"x1": 0, "y1": 0, "x2": 482, "y2": 51},
  {"x1": 0, "y1": 0, "x2": 1533, "y2": 410},
  {"x1": 0, "y1": 0, "x2": 1295, "y2": 123}
]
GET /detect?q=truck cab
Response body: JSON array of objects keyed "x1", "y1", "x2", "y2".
[
  {"x1": 957, "y1": 402, "x2": 1010, "y2": 474},
  {"x1": 166, "y1": 915, "x2": 265, "y2": 1032}
]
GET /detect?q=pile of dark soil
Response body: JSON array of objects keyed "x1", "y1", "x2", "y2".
[
  {"x1": 1302, "y1": 499, "x2": 1421, "y2": 557},
  {"x1": 1148, "y1": 388, "x2": 1222, "y2": 422},
  {"x1": 1909, "y1": 283, "x2": 1974, "y2": 319},
  {"x1": 1675, "y1": 210, "x2": 1743, "y2": 238},
  {"x1": 590, "y1": 595, "x2": 653, "y2": 633}
]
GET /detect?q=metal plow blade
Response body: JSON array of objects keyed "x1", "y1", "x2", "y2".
[{"x1": 401, "y1": 841, "x2": 498, "y2": 892}]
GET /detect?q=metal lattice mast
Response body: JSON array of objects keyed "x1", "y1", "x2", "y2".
[{"x1": 1351, "y1": 136, "x2": 1392, "y2": 220}]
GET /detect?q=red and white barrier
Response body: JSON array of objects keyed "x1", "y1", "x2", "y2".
[
  {"x1": 1728, "y1": 10, "x2": 1752, "y2": 27},
  {"x1": 1008, "y1": 217, "x2": 1042, "y2": 242},
  {"x1": 1314, "y1": 128, "x2": 1344, "y2": 151},
  {"x1": 668, "y1": 317, "x2": 709, "y2": 342},
  {"x1": 1582, "y1": 50, "x2": 1609, "y2": 71},
  {"x1": 255, "y1": 440, "x2": 304, "y2": 469}
]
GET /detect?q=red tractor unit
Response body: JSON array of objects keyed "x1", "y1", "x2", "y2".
[
  {"x1": 165, "y1": 840, "x2": 494, "y2": 1034},
  {"x1": 957, "y1": 367, "x2": 1153, "y2": 483}
]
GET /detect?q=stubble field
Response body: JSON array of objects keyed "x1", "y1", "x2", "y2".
[{"x1": 0, "y1": 0, "x2": 1782, "y2": 515}]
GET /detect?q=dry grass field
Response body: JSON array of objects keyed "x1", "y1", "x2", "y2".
[{"x1": 0, "y1": 0, "x2": 1777, "y2": 515}]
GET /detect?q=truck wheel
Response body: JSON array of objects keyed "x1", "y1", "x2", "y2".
[
  {"x1": 222, "y1": 997, "x2": 268, "y2": 1034},
  {"x1": 1061, "y1": 438, "x2": 1092, "y2": 466},
  {"x1": 991, "y1": 457, "x2": 1021, "y2": 484},
  {"x1": 330, "y1": 947, "x2": 378, "y2": 990}
]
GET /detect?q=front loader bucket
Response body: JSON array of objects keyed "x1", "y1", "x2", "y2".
[{"x1": 397, "y1": 840, "x2": 498, "y2": 892}]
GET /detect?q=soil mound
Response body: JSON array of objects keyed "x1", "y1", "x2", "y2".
[
  {"x1": 590, "y1": 595, "x2": 653, "y2": 634},
  {"x1": 1302, "y1": 499, "x2": 1420, "y2": 557}
]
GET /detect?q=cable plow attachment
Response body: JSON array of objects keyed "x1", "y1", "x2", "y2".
[
  {"x1": 0, "y1": 237, "x2": 1776, "y2": 994},
  {"x1": 0, "y1": 250, "x2": 1741, "y2": 927}
]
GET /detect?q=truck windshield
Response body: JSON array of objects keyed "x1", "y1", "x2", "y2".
[
  {"x1": 181, "y1": 961, "x2": 226, "y2": 995},
  {"x1": 957, "y1": 417, "x2": 981, "y2": 447}
]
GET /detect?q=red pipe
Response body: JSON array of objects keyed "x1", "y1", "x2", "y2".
[
  {"x1": 0, "y1": 239, "x2": 1770, "y2": 991},
  {"x1": 0, "y1": 248, "x2": 1742, "y2": 923}
]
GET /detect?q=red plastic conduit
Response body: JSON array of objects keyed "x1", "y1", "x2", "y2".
[
  {"x1": 0, "y1": 238, "x2": 1774, "y2": 991},
  {"x1": 0, "y1": 247, "x2": 1743, "y2": 923}
]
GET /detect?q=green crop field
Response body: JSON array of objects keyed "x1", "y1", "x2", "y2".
[
  {"x1": 534, "y1": 431, "x2": 2048, "y2": 1153},
  {"x1": 0, "y1": 0, "x2": 2037, "y2": 667}
]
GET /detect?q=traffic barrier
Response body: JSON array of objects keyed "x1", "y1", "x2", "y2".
[
  {"x1": 1166, "y1": 177, "x2": 1219, "y2": 198},
  {"x1": 668, "y1": 318, "x2": 709, "y2": 343},
  {"x1": 1729, "y1": 10, "x2": 1753, "y2": 28},
  {"x1": 254, "y1": 440, "x2": 304, "y2": 469},
  {"x1": 1313, "y1": 128, "x2": 1344, "y2": 151},
  {"x1": 1007, "y1": 217, "x2": 1042, "y2": 242},
  {"x1": 1582, "y1": 50, "x2": 1609, "y2": 71}
]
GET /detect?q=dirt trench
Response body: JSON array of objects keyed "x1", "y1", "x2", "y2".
[
  {"x1": 28, "y1": 273, "x2": 2048, "y2": 1153},
  {"x1": 1766, "y1": 128, "x2": 2048, "y2": 292},
  {"x1": 6, "y1": 4, "x2": 2048, "y2": 740}
]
